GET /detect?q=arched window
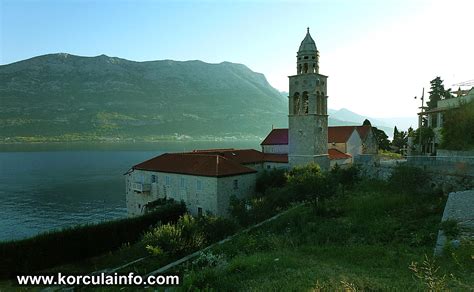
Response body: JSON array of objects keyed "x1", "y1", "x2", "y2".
[
  {"x1": 316, "y1": 91, "x2": 321, "y2": 114},
  {"x1": 303, "y1": 63, "x2": 308, "y2": 74},
  {"x1": 302, "y1": 91, "x2": 309, "y2": 114},
  {"x1": 298, "y1": 64, "x2": 302, "y2": 74},
  {"x1": 321, "y1": 92, "x2": 325, "y2": 114},
  {"x1": 293, "y1": 92, "x2": 300, "y2": 114}
]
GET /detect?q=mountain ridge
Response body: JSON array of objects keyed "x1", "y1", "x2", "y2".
[{"x1": 0, "y1": 53, "x2": 393, "y2": 142}]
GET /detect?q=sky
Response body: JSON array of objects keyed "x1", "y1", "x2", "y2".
[{"x1": 1, "y1": 0, "x2": 473, "y2": 118}]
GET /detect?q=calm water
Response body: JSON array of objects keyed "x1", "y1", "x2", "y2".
[{"x1": 0, "y1": 141, "x2": 259, "y2": 242}]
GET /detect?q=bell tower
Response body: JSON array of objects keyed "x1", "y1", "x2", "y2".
[{"x1": 288, "y1": 28, "x2": 329, "y2": 170}]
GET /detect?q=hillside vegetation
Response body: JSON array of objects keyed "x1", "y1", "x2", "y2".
[
  {"x1": 0, "y1": 53, "x2": 395, "y2": 143},
  {"x1": 0, "y1": 54, "x2": 287, "y2": 142}
]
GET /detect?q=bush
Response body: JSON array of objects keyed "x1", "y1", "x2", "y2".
[
  {"x1": 0, "y1": 201, "x2": 186, "y2": 278},
  {"x1": 388, "y1": 165, "x2": 429, "y2": 195},
  {"x1": 143, "y1": 214, "x2": 239, "y2": 257},
  {"x1": 329, "y1": 164, "x2": 360, "y2": 195},
  {"x1": 197, "y1": 215, "x2": 239, "y2": 243},
  {"x1": 143, "y1": 214, "x2": 205, "y2": 257},
  {"x1": 440, "y1": 219, "x2": 460, "y2": 239},
  {"x1": 287, "y1": 163, "x2": 334, "y2": 206},
  {"x1": 256, "y1": 168, "x2": 287, "y2": 194}
]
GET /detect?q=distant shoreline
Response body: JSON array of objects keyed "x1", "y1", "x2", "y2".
[{"x1": 0, "y1": 140, "x2": 262, "y2": 152}]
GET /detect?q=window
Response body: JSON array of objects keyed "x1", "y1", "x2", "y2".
[
  {"x1": 293, "y1": 92, "x2": 300, "y2": 115},
  {"x1": 197, "y1": 207, "x2": 203, "y2": 217},
  {"x1": 233, "y1": 179, "x2": 238, "y2": 190},
  {"x1": 165, "y1": 176, "x2": 170, "y2": 186},
  {"x1": 180, "y1": 177, "x2": 185, "y2": 188},
  {"x1": 151, "y1": 175, "x2": 157, "y2": 183},
  {"x1": 302, "y1": 91, "x2": 309, "y2": 114},
  {"x1": 197, "y1": 180, "x2": 202, "y2": 190}
]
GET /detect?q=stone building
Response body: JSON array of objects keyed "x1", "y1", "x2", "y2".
[
  {"x1": 125, "y1": 149, "x2": 287, "y2": 217},
  {"x1": 261, "y1": 125, "x2": 377, "y2": 166}
]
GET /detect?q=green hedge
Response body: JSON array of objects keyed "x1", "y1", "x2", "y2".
[{"x1": 0, "y1": 201, "x2": 186, "y2": 278}]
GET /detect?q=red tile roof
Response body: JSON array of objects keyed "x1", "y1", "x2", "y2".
[
  {"x1": 260, "y1": 129, "x2": 288, "y2": 145},
  {"x1": 263, "y1": 153, "x2": 289, "y2": 163},
  {"x1": 133, "y1": 153, "x2": 257, "y2": 177},
  {"x1": 243, "y1": 151, "x2": 350, "y2": 162},
  {"x1": 191, "y1": 149, "x2": 265, "y2": 164},
  {"x1": 355, "y1": 125, "x2": 372, "y2": 140},
  {"x1": 328, "y1": 148, "x2": 352, "y2": 160},
  {"x1": 261, "y1": 126, "x2": 362, "y2": 145},
  {"x1": 328, "y1": 126, "x2": 357, "y2": 143}
]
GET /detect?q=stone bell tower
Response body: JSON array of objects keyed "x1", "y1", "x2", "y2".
[{"x1": 288, "y1": 28, "x2": 329, "y2": 170}]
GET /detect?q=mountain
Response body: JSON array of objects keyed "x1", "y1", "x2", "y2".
[
  {"x1": 328, "y1": 108, "x2": 417, "y2": 136},
  {"x1": 0, "y1": 54, "x2": 291, "y2": 142},
  {"x1": 0, "y1": 53, "x2": 398, "y2": 142}
]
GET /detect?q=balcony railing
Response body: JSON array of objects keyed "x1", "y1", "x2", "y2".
[{"x1": 132, "y1": 182, "x2": 151, "y2": 193}]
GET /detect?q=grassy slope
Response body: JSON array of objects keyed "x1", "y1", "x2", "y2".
[
  {"x1": 2, "y1": 180, "x2": 472, "y2": 291},
  {"x1": 178, "y1": 181, "x2": 474, "y2": 291}
]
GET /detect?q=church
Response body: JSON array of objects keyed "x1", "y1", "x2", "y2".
[{"x1": 125, "y1": 29, "x2": 377, "y2": 217}]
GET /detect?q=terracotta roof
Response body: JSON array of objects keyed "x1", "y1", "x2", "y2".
[
  {"x1": 260, "y1": 129, "x2": 288, "y2": 145},
  {"x1": 328, "y1": 148, "x2": 352, "y2": 160},
  {"x1": 243, "y1": 151, "x2": 350, "y2": 162},
  {"x1": 263, "y1": 153, "x2": 289, "y2": 163},
  {"x1": 190, "y1": 149, "x2": 265, "y2": 164},
  {"x1": 328, "y1": 126, "x2": 358, "y2": 143},
  {"x1": 355, "y1": 125, "x2": 372, "y2": 140},
  {"x1": 132, "y1": 153, "x2": 257, "y2": 177},
  {"x1": 262, "y1": 127, "x2": 360, "y2": 145}
]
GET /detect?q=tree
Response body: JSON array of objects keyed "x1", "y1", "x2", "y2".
[
  {"x1": 372, "y1": 127, "x2": 390, "y2": 151},
  {"x1": 392, "y1": 126, "x2": 408, "y2": 152},
  {"x1": 427, "y1": 77, "x2": 453, "y2": 110},
  {"x1": 413, "y1": 127, "x2": 435, "y2": 152},
  {"x1": 440, "y1": 101, "x2": 474, "y2": 150},
  {"x1": 362, "y1": 119, "x2": 372, "y2": 126}
]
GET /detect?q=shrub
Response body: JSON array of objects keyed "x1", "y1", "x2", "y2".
[
  {"x1": 287, "y1": 163, "x2": 334, "y2": 206},
  {"x1": 0, "y1": 201, "x2": 186, "y2": 278},
  {"x1": 143, "y1": 214, "x2": 205, "y2": 257},
  {"x1": 388, "y1": 165, "x2": 429, "y2": 194},
  {"x1": 440, "y1": 219, "x2": 460, "y2": 239},
  {"x1": 256, "y1": 168, "x2": 287, "y2": 194},
  {"x1": 329, "y1": 165, "x2": 360, "y2": 195},
  {"x1": 196, "y1": 215, "x2": 239, "y2": 243},
  {"x1": 143, "y1": 214, "x2": 238, "y2": 257}
]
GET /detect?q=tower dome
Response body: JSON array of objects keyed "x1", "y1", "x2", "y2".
[
  {"x1": 296, "y1": 27, "x2": 319, "y2": 75},
  {"x1": 298, "y1": 27, "x2": 317, "y2": 53}
]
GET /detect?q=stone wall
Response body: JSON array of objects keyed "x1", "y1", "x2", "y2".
[
  {"x1": 357, "y1": 155, "x2": 474, "y2": 193},
  {"x1": 262, "y1": 144, "x2": 289, "y2": 154},
  {"x1": 437, "y1": 149, "x2": 474, "y2": 158},
  {"x1": 434, "y1": 190, "x2": 474, "y2": 255}
]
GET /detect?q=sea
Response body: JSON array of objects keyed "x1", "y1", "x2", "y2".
[{"x1": 0, "y1": 141, "x2": 259, "y2": 242}]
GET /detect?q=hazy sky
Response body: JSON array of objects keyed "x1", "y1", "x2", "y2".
[{"x1": 1, "y1": 0, "x2": 473, "y2": 118}]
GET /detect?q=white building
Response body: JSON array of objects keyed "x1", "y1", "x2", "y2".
[
  {"x1": 418, "y1": 87, "x2": 474, "y2": 153},
  {"x1": 125, "y1": 149, "x2": 287, "y2": 217}
]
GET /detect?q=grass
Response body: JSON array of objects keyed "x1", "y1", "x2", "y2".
[
  {"x1": 378, "y1": 149, "x2": 404, "y2": 160},
  {"x1": 176, "y1": 180, "x2": 474, "y2": 291},
  {"x1": 2, "y1": 179, "x2": 473, "y2": 291}
]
